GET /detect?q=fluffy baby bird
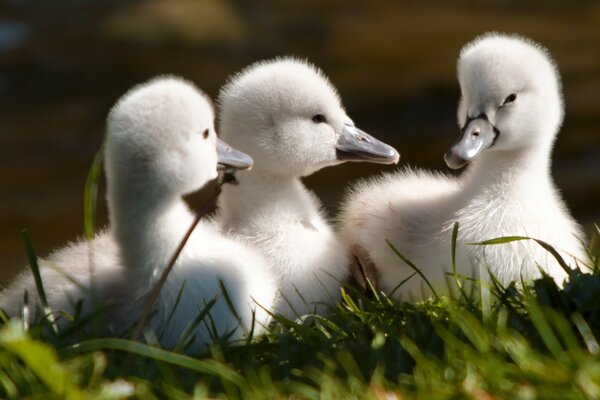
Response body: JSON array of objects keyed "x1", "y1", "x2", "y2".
[
  {"x1": 340, "y1": 33, "x2": 587, "y2": 299},
  {"x1": 0, "y1": 77, "x2": 277, "y2": 353},
  {"x1": 216, "y1": 58, "x2": 399, "y2": 318}
]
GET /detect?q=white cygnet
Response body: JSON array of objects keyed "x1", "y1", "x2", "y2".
[
  {"x1": 339, "y1": 33, "x2": 587, "y2": 300},
  {"x1": 215, "y1": 58, "x2": 399, "y2": 318},
  {"x1": 0, "y1": 77, "x2": 277, "y2": 353}
]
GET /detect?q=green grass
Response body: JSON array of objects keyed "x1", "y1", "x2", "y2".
[
  {"x1": 1, "y1": 155, "x2": 599, "y2": 398},
  {"x1": 1, "y1": 231, "x2": 598, "y2": 399}
]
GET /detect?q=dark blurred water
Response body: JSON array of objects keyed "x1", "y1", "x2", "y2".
[{"x1": 1, "y1": 0, "x2": 599, "y2": 283}]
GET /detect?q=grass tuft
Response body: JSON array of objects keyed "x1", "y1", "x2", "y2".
[{"x1": 2, "y1": 257, "x2": 600, "y2": 398}]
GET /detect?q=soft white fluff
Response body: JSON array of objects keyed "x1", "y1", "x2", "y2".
[
  {"x1": 0, "y1": 77, "x2": 276, "y2": 353},
  {"x1": 216, "y1": 59, "x2": 356, "y2": 317},
  {"x1": 0, "y1": 232, "x2": 127, "y2": 331},
  {"x1": 339, "y1": 33, "x2": 587, "y2": 299}
]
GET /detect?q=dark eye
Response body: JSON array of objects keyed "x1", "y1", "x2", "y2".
[
  {"x1": 312, "y1": 114, "x2": 327, "y2": 124},
  {"x1": 502, "y1": 93, "x2": 517, "y2": 105},
  {"x1": 202, "y1": 129, "x2": 209, "y2": 139}
]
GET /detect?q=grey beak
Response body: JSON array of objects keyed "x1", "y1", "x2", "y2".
[
  {"x1": 217, "y1": 139, "x2": 253, "y2": 170},
  {"x1": 444, "y1": 118, "x2": 497, "y2": 169},
  {"x1": 336, "y1": 124, "x2": 400, "y2": 164}
]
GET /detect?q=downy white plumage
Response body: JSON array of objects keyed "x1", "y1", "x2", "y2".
[
  {"x1": 215, "y1": 58, "x2": 399, "y2": 317},
  {"x1": 0, "y1": 77, "x2": 277, "y2": 353},
  {"x1": 339, "y1": 33, "x2": 587, "y2": 299}
]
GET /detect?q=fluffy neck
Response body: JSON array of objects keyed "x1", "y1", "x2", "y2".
[
  {"x1": 218, "y1": 168, "x2": 317, "y2": 229},
  {"x1": 452, "y1": 138, "x2": 558, "y2": 239},
  {"x1": 462, "y1": 141, "x2": 553, "y2": 198},
  {"x1": 108, "y1": 181, "x2": 194, "y2": 283}
]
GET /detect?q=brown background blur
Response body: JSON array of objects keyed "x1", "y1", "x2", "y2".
[{"x1": 1, "y1": 0, "x2": 599, "y2": 284}]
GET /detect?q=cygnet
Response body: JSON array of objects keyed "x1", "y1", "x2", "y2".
[
  {"x1": 1, "y1": 77, "x2": 277, "y2": 353},
  {"x1": 216, "y1": 58, "x2": 399, "y2": 317},
  {"x1": 339, "y1": 33, "x2": 587, "y2": 299}
]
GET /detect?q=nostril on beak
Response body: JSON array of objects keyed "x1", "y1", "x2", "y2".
[{"x1": 472, "y1": 130, "x2": 480, "y2": 138}]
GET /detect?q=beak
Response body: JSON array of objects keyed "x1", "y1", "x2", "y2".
[
  {"x1": 217, "y1": 139, "x2": 253, "y2": 171},
  {"x1": 444, "y1": 118, "x2": 497, "y2": 169},
  {"x1": 336, "y1": 124, "x2": 400, "y2": 164}
]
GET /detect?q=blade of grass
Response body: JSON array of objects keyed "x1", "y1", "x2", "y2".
[
  {"x1": 210, "y1": 345, "x2": 242, "y2": 399},
  {"x1": 525, "y1": 298, "x2": 564, "y2": 359},
  {"x1": 59, "y1": 338, "x2": 246, "y2": 388},
  {"x1": 57, "y1": 303, "x2": 115, "y2": 339},
  {"x1": 386, "y1": 239, "x2": 439, "y2": 299},
  {"x1": 83, "y1": 146, "x2": 103, "y2": 337},
  {"x1": 1, "y1": 320, "x2": 84, "y2": 398},
  {"x1": 131, "y1": 184, "x2": 223, "y2": 342},
  {"x1": 468, "y1": 235, "x2": 572, "y2": 275},
  {"x1": 530, "y1": 239, "x2": 571, "y2": 275},
  {"x1": 219, "y1": 279, "x2": 243, "y2": 325},
  {"x1": 21, "y1": 229, "x2": 57, "y2": 333},
  {"x1": 451, "y1": 221, "x2": 459, "y2": 283},
  {"x1": 174, "y1": 297, "x2": 219, "y2": 353},
  {"x1": 279, "y1": 292, "x2": 301, "y2": 319},
  {"x1": 21, "y1": 230, "x2": 47, "y2": 308},
  {"x1": 449, "y1": 221, "x2": 470, "y2": 302},
  {"x1": 244, "y1": 309, "x2": 257, "y2": 346},
  {"x1": 340, "y1": 287, "x2": 361, "y2": 314},
  {"x1": 592, "y1": 224, "x2": 600, "y2": 274},
  {"x1": 21, "y1": 291, "x2": 30, "y2": 331},
  {"x1": 163, "y1": 282, "x2": 186, "y2": 331},
  {"x1": 469, "y1": 236, "x2": 530, "y2": 245},
  {"x1": 83, "y1": 146, "x2": 104, "y2": 240},
  {"x1": 0, "y1": 309, "x2": 9, "y2": 324},
  {"x1": 389, "y1": 272, "x2": 417, "y2": 298},
  {"x1": 365, "y1": 277, "x2": 380, "y2": 302},
  {"x1": 572, "y1": 313, "x2": 599, "y2": 355}
]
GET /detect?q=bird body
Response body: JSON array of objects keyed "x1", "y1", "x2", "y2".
[
  {"x1": 1, "y1": 77, "x2": 276, "y2": 353},
  {"x1": 216, "y1": 58, "x2": 399, "y2": 317},
  {"x1": 340, "y1": 34, "x2": 587, "y2": 299},
  {"x1": 219, "y1": 170, "x2": 350, "y2": 317}
]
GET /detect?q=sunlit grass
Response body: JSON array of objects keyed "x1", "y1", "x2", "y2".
[{"x1": 1, "y1": 231, "x2": 598, "y2": 398}]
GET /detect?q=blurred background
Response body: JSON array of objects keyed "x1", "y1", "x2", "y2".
[{"x1": 0, "y1": 0, "x2": 598, "y2": 284}]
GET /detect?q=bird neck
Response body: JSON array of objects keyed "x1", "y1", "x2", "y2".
[
  {"x1": 218, "y1": 168, "x2": 316, "y2": 228},
  {"x1": 462, "y1": 141, "x2": 554, "y2": 202},
  {"x1": 108, "y1": 183, "x2": 194, "y2": 282}
]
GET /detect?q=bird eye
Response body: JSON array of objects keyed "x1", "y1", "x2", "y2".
[
  {"x1": 312, "y1": 114, "x2": 327, "y2": 124},
  {"x1": 502, "y1": 93, "x2": 517, "y2": 106},
  {"x1": 202, "y1": 129, "x2": 209, "y2": 139}
]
